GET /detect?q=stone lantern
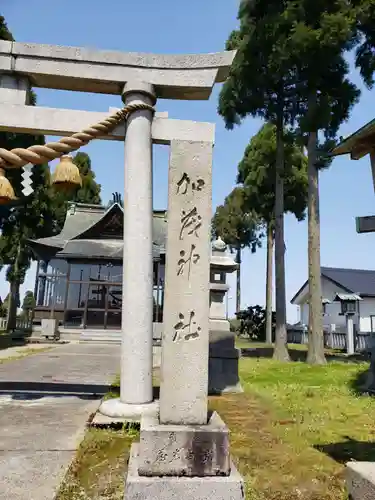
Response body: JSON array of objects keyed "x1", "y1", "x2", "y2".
[{"x1": 208, "y1": 236, "x2": 242, "y2": 394}]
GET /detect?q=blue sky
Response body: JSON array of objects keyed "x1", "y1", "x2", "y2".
[{"x1": 2, "y1": 0, "x2": 375, "y2": 321}]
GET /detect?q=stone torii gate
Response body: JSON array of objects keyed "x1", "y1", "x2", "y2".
[{"x1": 0, "y1": 41, "x2": 244, "y2": 499}]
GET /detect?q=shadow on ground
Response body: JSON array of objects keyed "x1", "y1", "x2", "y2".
[
  {"x1": 0, "y1": 380, "x2": 113, "y2": 400},
  {"x1": 240, "y1": 346, "x2": 368, "y2": 364},
  {"x1": 316, "y1": 436, "x2": 375, "y2": 463},
  {"x1": 349, "y1": 365, "x2": 374, "y2": 395},
  {"x1": 107, "y1": 384, "x2": 160, "y2": 400}
]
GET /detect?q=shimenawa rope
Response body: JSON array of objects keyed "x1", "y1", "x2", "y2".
[{"x1": 0, "y1": 102, "x2": 154, "y2": 169}]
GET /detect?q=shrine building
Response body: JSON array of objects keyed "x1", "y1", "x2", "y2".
[{"x1": 28, "y1": 201, "x2": 166, "y2": 330}]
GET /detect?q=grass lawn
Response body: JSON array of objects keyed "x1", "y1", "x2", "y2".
[
  {"x1": 57, "y1": 346, "x2": 375, "y2": 500},
  {"x1": 236, "y1": 337, "x2": 317, "y2": 351},
  {"x1": 0, "y1": 346, "x2": 55, "y2": 364}
]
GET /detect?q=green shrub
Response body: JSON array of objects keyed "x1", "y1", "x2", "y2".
[{"x1": 235, "y1": 305, "x2": 275, "y2": 341}]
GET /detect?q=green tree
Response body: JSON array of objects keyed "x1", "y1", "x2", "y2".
[
  {"x1": 0, "y1": 16, "x2": 56, "y2": 331},
  {"x1": 287, "y1": 0, "x2": 360, "y2": 364},
  {"x1": 22, "y1": 290, "x2": 36, "y2": 319},
  {"x1": 0, "y1": 15, "x2": 13, "y2": 41},
  {"x1": 0, "y1": 18, "x2": 102, "y2": 332},
  {"x1": 0, "y1": 293, "x2": 9, "y2": 319},
  {"x1": 218, "y1": 0, "x2": 300, "y2": 361},
  {"x1": 52, "y1": 152, "x2": 102, "y2": 231},
  {"x1": 354, "y1": 0, "x2": 375, "y2": 87},
  {"x1": 238, "y1": 123, "x2": 308, "y2": 345},
  {"x1": 212, "y1": 187, "x2": 262, "y2": 313},
  {"x1": 219, "y1": 0, "x2": 360, "y2": 363},
  {"x1": 73, "y1": 152, "x2": 101, "y2": 204},
  {"x1": 0, "y1": 166, "x2": 56, "y2": 330}
]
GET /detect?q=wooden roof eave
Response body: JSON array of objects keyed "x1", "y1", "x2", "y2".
[
  {"x1": 27, "y1": 239, "x2": 62, "y2": 261},
  {"x1": 331, "y1": 118, "x2": 375, "y2": 159}
]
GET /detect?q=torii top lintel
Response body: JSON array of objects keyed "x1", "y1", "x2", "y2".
[{"x1": 0, "y1": 40, "x2": 236, "y2": 100}]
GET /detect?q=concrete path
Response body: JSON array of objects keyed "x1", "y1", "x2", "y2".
[{"x1": 0, "y1": 343, "x2": 120, "y2": 500}]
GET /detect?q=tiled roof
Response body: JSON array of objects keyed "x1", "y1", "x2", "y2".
[
  {"x1": 57, "y1": 239, "x2": 161, "y2": 260},
  {"x1": 291, "y1": 266, "x2": 375, "y2": 304},
  {"x1": 28, "y1": 202, "x2": 167, "y2": 259},
  {"x1": 30, "y1": 204, "x2": 105, "y2": 249},
  {"x1": 321, "y1": 267, "x2": 375, "y2": 296},
  {"x1": 333, "y1": 293, "x2": 362, "y2": 301}
]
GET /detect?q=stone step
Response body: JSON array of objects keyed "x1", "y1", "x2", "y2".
[
  {"x1": 80, "y1": 339, "x2": 121, "y2": 344},
  {"x1": 80, "y1": 331, "x2": 122, "y2": 344},
  {"x1": 80, "y1": 330, "x2": 122, "y2": 335},
  {"x1": 27, "y1": 337, "x2": 69, "y2": 345}
]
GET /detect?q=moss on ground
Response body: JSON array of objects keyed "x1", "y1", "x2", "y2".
[
  {"x1": 0, "y1": 346, "x2": 55, "y2": 364},
  {"x1": 58, "y1": 426, "x2": 138, "y2": 500}
]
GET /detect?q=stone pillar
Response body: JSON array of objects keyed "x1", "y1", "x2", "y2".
[
  {"x1": 160, "y1": 140, "x2": 212, "y2": 425},
  {"x1": 99, "y1": 81, "x2": 158, "y2": 420},
  {"x1": 125, "y1": 140, "x2": 244, "y2": 500}
]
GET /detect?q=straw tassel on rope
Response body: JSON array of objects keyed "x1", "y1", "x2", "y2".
[
  {"x1": 52, "y1": 155, "x2": 82, "y2": 193},
  {"x1": 0, "y1": 167, "x2": 16, "y2": 205},
  {"x1": 0, "y1": 102, "x2": 154, "y2": 199}
]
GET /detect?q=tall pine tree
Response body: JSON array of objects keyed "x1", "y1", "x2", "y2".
[
  {"x1": 238, "y1": 123, "x2": 308, "y2": 344},
  {"x1": 219, "y1": 0, "x2": 300, "y2": 361},
  {"x1": 286, "y1": 0, "x2": 359, "y2": 364}
]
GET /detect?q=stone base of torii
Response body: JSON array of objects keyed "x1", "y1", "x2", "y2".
[{"x1": 0, "y1": 41, "x2": 245, "y2": 499}]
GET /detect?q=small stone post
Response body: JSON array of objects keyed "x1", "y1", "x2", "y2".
[
  {"x1": 99, "y1": 81, "x2": 158, "y2": 420},
  {"x1": 346, "y1": 315, "x2": 355, "y2": 355},
  {"x1": 329, "y1": 323, "x2": 336, "y2": 349}
]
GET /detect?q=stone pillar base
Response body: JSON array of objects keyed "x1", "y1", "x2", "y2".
[
  {"x1": 124, "y1": 410, "x2": 245, "y2": 499},
  {"x1": 209, "y1": 345, "x2": 243, "y2": 395},
  {"x1": 362, "y1": 348, "x2": 375, "y2": 392},
  {"x1": 346, "y1": 462, "x2": 375, "y2": 499},
  {"x1": 125, "y1": 444, "x2": 244, "y2": 500},
  {"x1": 98, "y1": 398, "x2": 159, "y2": 423},
  {"x1": 138, "y1": 411, "x2": 230, "y2": 477}
]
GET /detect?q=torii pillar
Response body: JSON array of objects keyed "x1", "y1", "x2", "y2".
[{"x1": 100, "y1": 81, "x2": 158, "y2": 420}]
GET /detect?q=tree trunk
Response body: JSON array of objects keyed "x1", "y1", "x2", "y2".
[
  {"x1": 236, "y1": 247, "x2": 241, "y2": 314},
  {"x1": 6, "y1": 241, "x2": 21, "y2": 333},
  {"x1": 273, "y1": 115, "x2": 290, "y2": 362},
  {"x1": 6, "y1": 282, "x2": 19, "y2": 332},
  {"x1": 265, "y1": 222, "x2": 274, "y2": 345},
  {"x1": 307, "y1": 125, "x2": 326, "y2": 365}
]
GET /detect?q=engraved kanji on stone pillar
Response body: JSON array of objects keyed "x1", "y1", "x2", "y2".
[{"x1": 159, "y1": 140, "x2": 212, "y2": 425}]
